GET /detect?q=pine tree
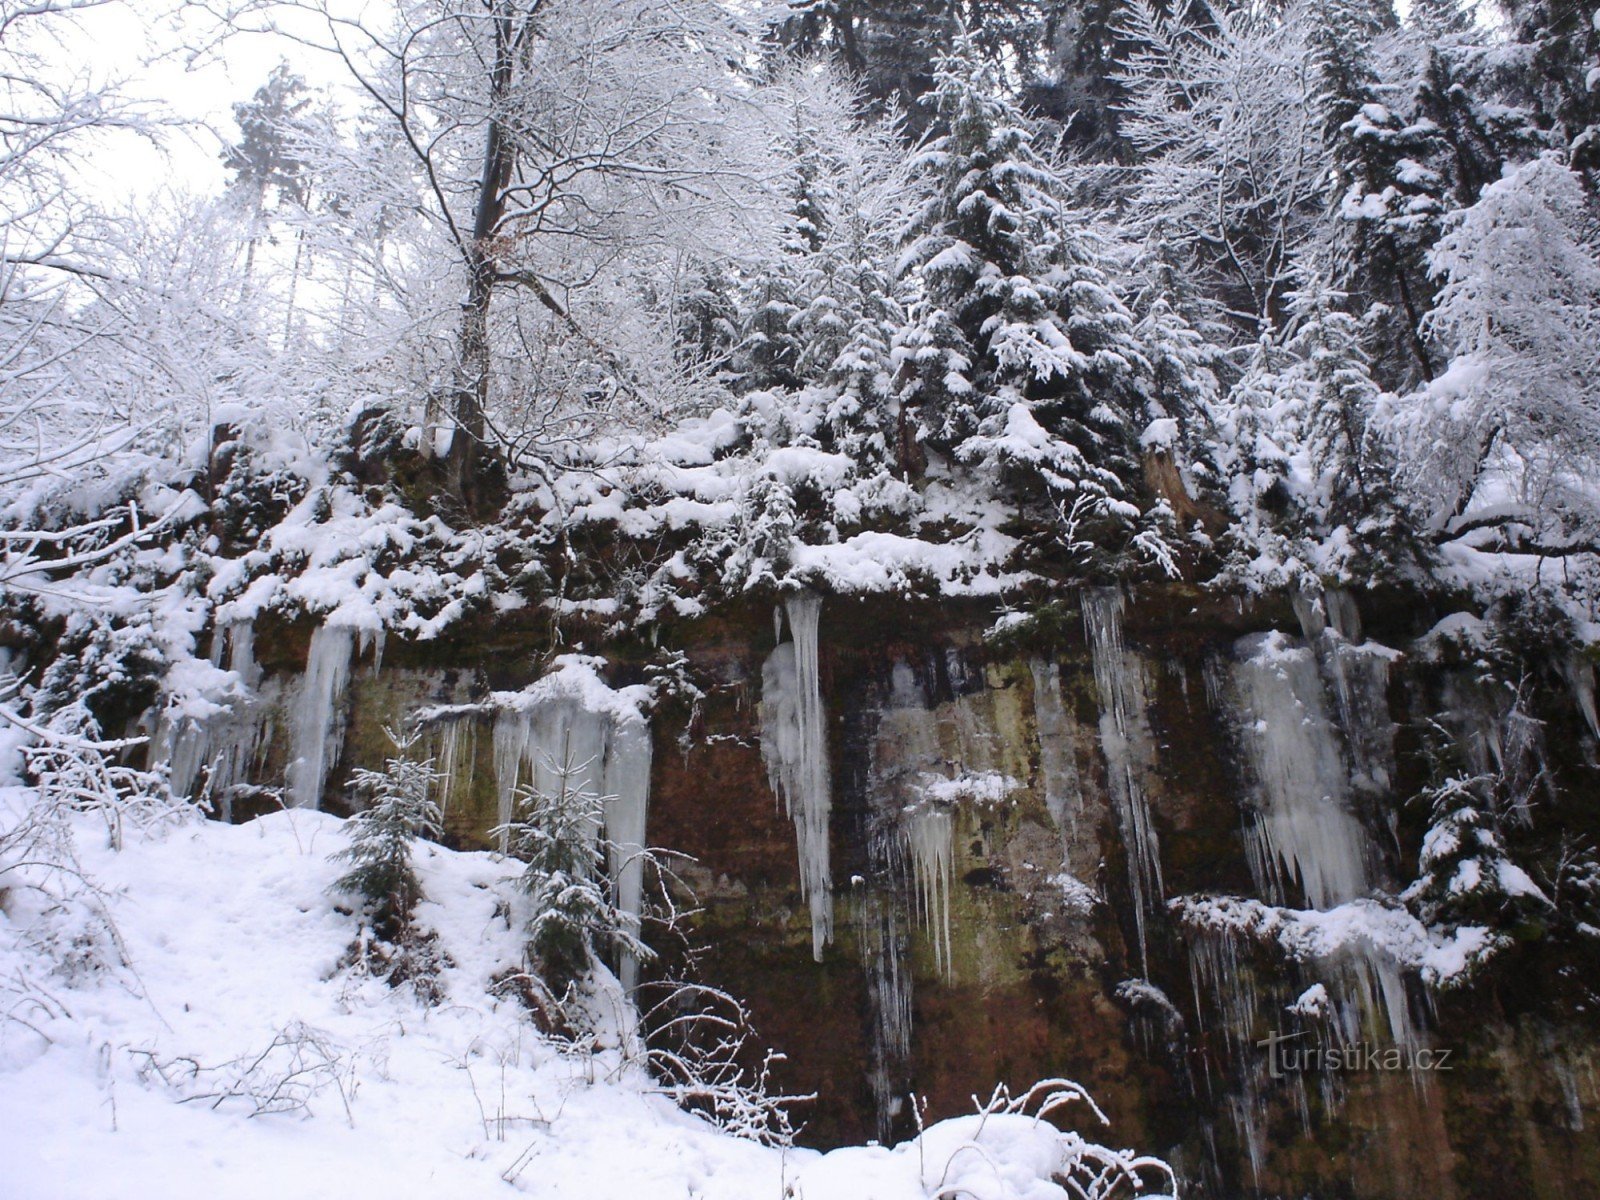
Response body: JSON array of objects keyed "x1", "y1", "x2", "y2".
[
  {"x1": 895, "y1": 36, "x2": 1148, "y2": 543},
  {"x1": 1130, "y1": 230, "x2": 1221, "y2": 458},
  {"x1": 1281, "y1": 280, "x2": 1416, "y2": 570},
  {"x1": 222, "y1": 63, "x2": 313, "y2": 280},
  {"x1": 496, "y1": 750, "x2": 650, "y2": 998},
  {"x1": 1498, "y1": 0, "x2": 1600, "y2": 185},
  {"x1": 332, "y1": 727, "x2": 444, "y2": 944}
]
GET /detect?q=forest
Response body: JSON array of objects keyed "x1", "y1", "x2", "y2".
[{"x1": 3, "y1": 1, "x2": 1600, "y2": 1197}]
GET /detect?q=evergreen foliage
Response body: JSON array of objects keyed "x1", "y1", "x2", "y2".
[
  {"x1": 331, "y1": 727, "x2": 443, "y2": 943},
  {"x1": 897, "y1": 36, "x2": 1148, "y2": 539},
  {"x1": 495, "y1": 751, "x2": 651, "y2": 999}
]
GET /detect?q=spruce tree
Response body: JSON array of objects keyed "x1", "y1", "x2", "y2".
[
  {"x1": 1309, "y1": 0, "x2": 1447, "y2": 385},
  {"x1": 896, "y1": 36, "x2": 1148, "y2": 547},
  {"x1": 1280, "y1": 280, "x2": 1414, "y2": 571},
  {"x1": 496, "y1": 751, "x2": 650, "y2": 999},
  {"x1": 332, "y1": 727, "x2": 444, "y2": 944}
]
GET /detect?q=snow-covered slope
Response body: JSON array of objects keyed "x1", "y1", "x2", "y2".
[{"x1": 0, "y1": 800, "x2": 1170, "y2": 1200}]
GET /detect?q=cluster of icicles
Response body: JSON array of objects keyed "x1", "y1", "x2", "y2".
[{"x1": 157, "y1": 620, "x2": 383, "y2": 820}]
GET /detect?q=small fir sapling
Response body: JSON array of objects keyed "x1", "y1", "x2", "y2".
[
  {"x1": 330, "y1": 727, "x2": 447, "y2": 994},
  {"x1": 494, "y1": 748, "x2": 651, "y2": 1003}
]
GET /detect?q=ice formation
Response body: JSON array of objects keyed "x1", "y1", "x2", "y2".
[
  {"x1": 1029, "y1": 658, "x2": 1084, "y2": 836},
  {"x1": 1226, "y1": 633, "x2": 1422, "y2": 1056},
  {"x1": 286, "y1": 624, "x2": 357, "y2": 810},
  {"x1": 906, "y1": 803, "x2": 955, "y2": 981},
  {"x1": 858, "y1": 886, "x2": 913, "y2": 1140},
  {"x1": 1082, "y1": 587, "x2": 1164, "y2": 970},
  {"x1": 159, "y1": 620, "x2": 274, "y2": 819},
  {"x1": 1231, "y1": 632, "x2": 1371, "y2": 911},
  {"x1": 760, "y1": 591, "x2": 834, "y2": 961}
]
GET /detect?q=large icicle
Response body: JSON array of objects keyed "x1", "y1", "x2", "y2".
[
  {"x1": 1230, "y1": 631, "x2": 1419, "y2": 1053},
  {"x1": 906, "y1": 804, "x2": 954, "y2": 981},
  {"x1": 485, "y1": 657, "x2": 654, "y2": 991},
  {"x1": 760, "y1": 591, "x2": 834, "y2": 961},
  {"x1": 287, "y1": 624, "x2": 356, "y2": 810},
  {"x1": 1082, "y1": 587, "x2": 1164, "y2": 971},
  {"x1": 1232, "y1": 632, "x2": 1369, "y2": 910}
]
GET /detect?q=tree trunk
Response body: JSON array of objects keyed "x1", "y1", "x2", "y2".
[{"x1": 440, "y1": 3, "x2": 523, "y2": 505}]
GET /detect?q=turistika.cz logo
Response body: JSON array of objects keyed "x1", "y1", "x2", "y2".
[{"x1": 1255, "y1": 1031, "x2": 1454, "y2": 1079}]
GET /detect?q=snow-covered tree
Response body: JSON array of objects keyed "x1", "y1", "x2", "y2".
[
  {"x1": 1383, "y1": 155, "x2": 1600, "y2": 559},
  {"x1": 897, "y1": 35, "x2": 1149, "y2": 547},
  {"x1": 497, "y1": 750, "x2": 650, "y2": 999},
  {"x1": 1115, "y1": 0, "x2": 1325, "y2": 330},
  {"x1": 227, "y1": 0, "x2": 774, "y2": 501},
  {"x1": 1307, "y1": 0, "x2": 1447, "y2": 385},
  {"x1": 332, "y1": 727, "x2": 443, "y2": 942}
]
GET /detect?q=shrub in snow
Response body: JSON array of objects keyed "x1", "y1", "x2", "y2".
[{"x1": 792, "y1": 1079, "x2": 1177, "y2": 1200}]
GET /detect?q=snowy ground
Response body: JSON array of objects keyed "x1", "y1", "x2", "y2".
[{"x1": 0, "y1": 799, "x2": 1170, "y2": 1200}]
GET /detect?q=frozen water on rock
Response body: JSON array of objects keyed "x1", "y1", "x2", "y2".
[
  {"x1": 1224, "y1": 632, "x2": 1422, "y2": 1063},
  {"x1": 1562, "y1": 652, "x2": 1600, "y2": 741},
  {"x1": 1082, "y1": 587, "x2": 1164, "y2": 971},
  {"x1": 159, "y1": 620, "x2": 272, "y2": 816},
  {"x1": 428, "y1": 714, "x2": 476, "y2": 813},
  {"x1": 1029, "y1": 658, "x2": 1084, "y2": 836},
  {"x1": 287, "y1": 624, "x2": 356, "y2": 810},
  {"x1": 760, "y1": 592, "x2": 833, "y2": 960},
  {"x1": 857, "y1": 883, "x2": 913, "y2": 1140},
  {"x1": 1232, "y1": 632, "x2": 1370, "y2": 911}
]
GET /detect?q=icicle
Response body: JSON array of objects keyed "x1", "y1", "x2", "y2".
[
  {"x1": 906, "y1": 804, "x2": 954, "y2": 981},
  {"x1": 1291, "y1": 586, "x2": 1327, "y2": 642},
  {"x1": 287, "y1": 624, "x2": 355, "y2": 810},
  {"x1": 759, "y1": 591, "x2": 833, "y2": 961},
  {"x1": 228, "y1": 620, "x2": 262, "y2": 691},
  {"x1": 1082, "y1": 587, "x2": 1164, "y2": 972},
  {"x1": 1029, "y1": 658, "x2": 1083, "y2": 836},
  {"x1": 1319, "y1": 638, "x2": 1397, "y2": 796},
  {"x1": 1231, "y1": 632, "x2": 1369, "y2": 910},
  {"x1": 1563, "y1": 653, "x2": 1600, "y2": 740},
  {"x1": 1186, "y1": 926, "x2": 1269, "y2": 1186},
  {"x1": 430, "y1": 716, "x2": 476, "y2": 814}
]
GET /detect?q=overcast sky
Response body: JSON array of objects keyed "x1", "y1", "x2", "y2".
[{"x1": 52, "y1": 2, "x2": 351, "y2": 203}]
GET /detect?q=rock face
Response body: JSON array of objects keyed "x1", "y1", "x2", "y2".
[{"x1": 185, "y1": 587, "x2": 1600, "y2": 1199}]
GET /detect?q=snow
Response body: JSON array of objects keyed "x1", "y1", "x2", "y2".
[
  {"x1": 0, "y1": 802, "x2": 1165, "y2": 1200},
  {"x1": 1173, "y1": 894, "x2": 1500, "y2": 990},
  {"x1": 1139, "y1": 417, "x2": 1178, "y2": 450},
  {"x1": 0, "y1": 805, "x2": 783, "y2": 1200},
  {"x1": 921, "y1": 770, "x2": 1022, "y2": 806}
]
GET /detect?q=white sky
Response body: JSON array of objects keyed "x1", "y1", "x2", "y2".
[{"x1": 47, "y1": 2, "x2": 354, "y2": 202}]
